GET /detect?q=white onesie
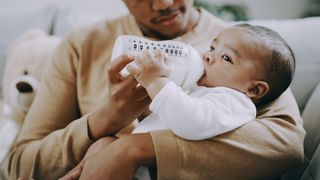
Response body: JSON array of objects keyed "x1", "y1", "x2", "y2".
[
  {"x1": 133, "y1": 81, "x2": 256, "y2": 179},
  {"x1": 134, "y1": 81, "x2": 256, "y2": 137}
]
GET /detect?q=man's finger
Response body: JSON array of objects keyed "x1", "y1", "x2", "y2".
[
  {"x1": 122, "y1": 74, "x2": 139, "y2": 89},
  {"x1": 108, "y1": 54, "x2": 134, "y2": 74},
  {"x1": 107, "y1": 54, "x2": 133, "y2": 83},
  {"x1": 137, "y1": 96, "x2": 152, "y2": 110},
  {"x1": 127, "y1": 63, "x2": 139, "y2": 78},
  {"x1": 58, "y1": 167, "x2": 81, "y2": 180},
  {"x1": 134, "y1": 85, "x2": 149, "y2": 101},
  {"x1": 59, "y1": 162, "x2": 83, "y2": 180},
  {"x1": 68, "y1": 166, "x2": 82, "y2": 180}
]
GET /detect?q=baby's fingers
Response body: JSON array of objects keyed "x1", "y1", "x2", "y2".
[
  {"x1": 142, "y1": 50, "x2": 154, "y2": 63},
  {"x1": 134, "y1": 54, "x2": 144, "y2": 67},
  {"x1": 155, "y1": 49, "x2": 168, "y2": 65},
  {"x1": 155, "y1": 49, "x2": 163, "y2": 61},
  {"x1": 163, "y1": 52, "x2": 169, "y2": 65}
]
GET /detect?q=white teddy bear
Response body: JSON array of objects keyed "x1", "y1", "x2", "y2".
[{"x1": 0, "y1": 29, "x2": 61, "y2": 162}]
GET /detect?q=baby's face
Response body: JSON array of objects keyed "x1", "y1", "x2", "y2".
[{"x1": 197, "y1": 27, "x2": 263, "y2": 92}]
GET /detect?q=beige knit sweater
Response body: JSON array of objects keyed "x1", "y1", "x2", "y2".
[{"x1": 2, "y1": 9, "x2": 305, "y2": 180}]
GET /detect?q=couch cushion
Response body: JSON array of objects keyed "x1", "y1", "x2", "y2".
[
  {"x1": 0, "y1": 6, "x2": 57, "y2": 98},
  {"x1": 246, "y1": 17, "x2": 320, "y2": 113}
]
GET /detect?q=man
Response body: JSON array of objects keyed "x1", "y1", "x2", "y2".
[{"x1": 2, "y1": 0, "x2": 305, "y2": 179}]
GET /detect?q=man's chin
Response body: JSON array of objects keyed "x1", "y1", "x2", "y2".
[
  {"x1": 153, "y1": 19, "x2": 188, "y2": 38},
  {"x1": 157, "y1": 22, "x2": 187, "y2": 35}
]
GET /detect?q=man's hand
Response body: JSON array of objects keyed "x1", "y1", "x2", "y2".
[
  {"x1": 128, "y1": 50, "x2": 170, "y2": 88},
  {"x1": 88, "y1": 54, "x2": 151, "y2": 140},
  {"x1": 60, "y1": 137, "x2": 118, "y2": 180},
  {"x1": 79, "y1": 133, "x2": 156, "y2": 180},
  {"x1": 60, "y1": 134, "x2": 156, "y2": 180}
]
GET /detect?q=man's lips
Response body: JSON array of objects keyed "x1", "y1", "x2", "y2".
[{"x1": 154, "y1": 12, "x2": 180, "y2": 26}]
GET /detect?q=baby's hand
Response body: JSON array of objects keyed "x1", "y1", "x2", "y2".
[{"x1": 127, "y1": 49, "x2": 170, "y2": 87}]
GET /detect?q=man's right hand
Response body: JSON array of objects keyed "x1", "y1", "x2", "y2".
[{"x1": 88, "y1": 54, "x2": 151, "y2": 140}]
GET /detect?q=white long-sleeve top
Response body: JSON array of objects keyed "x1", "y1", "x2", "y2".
[{"x1": 133, "y1": 81, "x2": 256, "y2": 140}]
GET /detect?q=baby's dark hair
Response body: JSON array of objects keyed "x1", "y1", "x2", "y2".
[{"x1": 235, "y1": 23, "x2": 295, "y2": 105}]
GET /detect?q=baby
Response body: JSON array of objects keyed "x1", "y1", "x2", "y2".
[
  {"x1": 64, "y1": 24, "x2": 295, "y2": 180},
  {"x1": 128, "y1": 23, "x2": 295, "y2": 141}
]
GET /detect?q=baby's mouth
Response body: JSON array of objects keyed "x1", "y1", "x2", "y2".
[{"x1": 197, "y1": 73, "x2": 206, "y2": 85}]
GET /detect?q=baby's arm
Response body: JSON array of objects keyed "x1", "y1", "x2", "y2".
[
  {"x1": 150, "y1": 85, "x2": 256, "y2": 140},
  {"x1": 147, "y1": 79, "x2": 255, "y2": 141}
]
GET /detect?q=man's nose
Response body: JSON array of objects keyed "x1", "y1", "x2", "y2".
[{"x1": 152, "y1": 0, "x2": 174, "y2": 11}]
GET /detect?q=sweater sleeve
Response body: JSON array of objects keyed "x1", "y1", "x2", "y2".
[
  {"x1": 2, "y1": 33, "x2": 93, "y2": 180},
  {"x1": 150, "y1": 88, "x2": 306, "y2": 180},
  {"x1": 150, "y1": 82, "x2": 256, "y2": 140}
]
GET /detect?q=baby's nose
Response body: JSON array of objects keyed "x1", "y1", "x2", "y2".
[{"x1": 204, "y1": 54, "x2": 215, "y2": 64}]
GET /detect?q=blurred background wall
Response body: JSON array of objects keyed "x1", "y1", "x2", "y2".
[
  {"x1": 0, "y1": 0, "x2": 318, "y2": 20},
  {"x1": 197, "y1": 0, "x2": 307, "y2": 20},
  {"x1": 194, "y1": 0, "x2": 319, "y2": 21},
  {"x1": 0, "y1": 0, "x2": 127, "y2": 17}
]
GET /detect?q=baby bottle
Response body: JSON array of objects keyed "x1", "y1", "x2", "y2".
[{"x1": 111, "y1": 35, "x2": 204, "y2": 88}]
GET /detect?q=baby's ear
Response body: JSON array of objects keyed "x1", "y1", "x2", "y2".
[{"x1": 246, "y1": 81, "x2": 269, "y2": 99}]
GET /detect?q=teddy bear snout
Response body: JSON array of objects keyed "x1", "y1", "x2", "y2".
[{"x1": 16, "y1": 81, "x2": 33, "y2": 93}]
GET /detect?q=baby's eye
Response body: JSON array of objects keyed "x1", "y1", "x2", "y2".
[
  {"x1": 222, "y1": 55, "x2": 233, "y2": 64},
  {"x1": 210, "y1": 46, "x2": 215, "y2": 52}
]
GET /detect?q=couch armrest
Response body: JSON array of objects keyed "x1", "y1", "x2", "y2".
[
  {"x1": 302, "y1": 82, "x2": 320, "y2": 160},
  {"x1": 281, "y1": 82, "x2": 320, "y2": 180}
]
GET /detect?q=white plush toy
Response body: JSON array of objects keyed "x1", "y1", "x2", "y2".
[{"x1": 0, "y1": 29, "x2": 61, "y2": 162}]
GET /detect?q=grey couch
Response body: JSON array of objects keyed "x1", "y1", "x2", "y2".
[{"x1": 0, "y1": 4, "x2": 319, "y2": 180}]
